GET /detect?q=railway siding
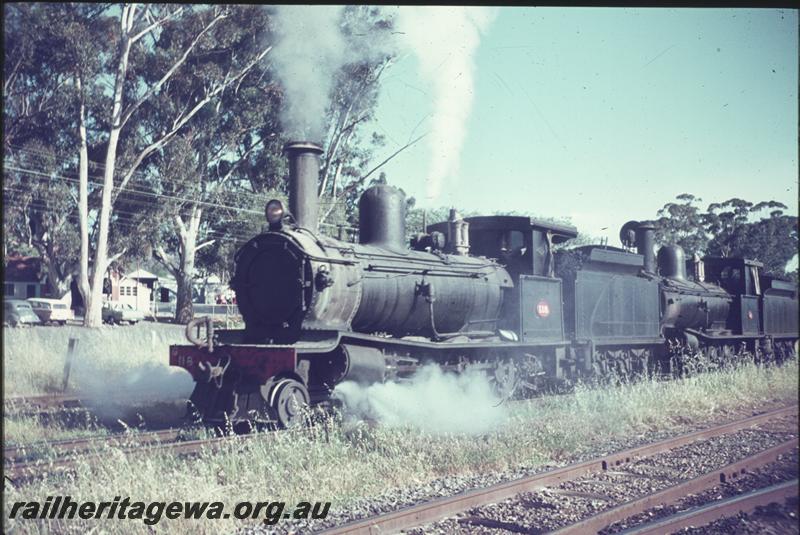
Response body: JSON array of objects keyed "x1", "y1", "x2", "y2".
[
  {"x1": 308, "y1": 406, "x2": 797, "y2": 534},
  {"x1": 403, "y1": 411, "x2": 798, "y2": 534}
]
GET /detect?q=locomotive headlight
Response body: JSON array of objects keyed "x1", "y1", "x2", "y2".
[{"x1": 265, "y1": 199, "x2": 285, "y2": 230}]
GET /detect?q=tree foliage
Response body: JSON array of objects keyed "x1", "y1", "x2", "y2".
[
  {"x1": 653, "y1": 194, "x2": 709, "y2": 258},
  {"x1": 654, "y1": 194, "x2": 797, "y2": 277},
  {"x1": 4, "y1": 4, "x2": 396, "y2": 323}
]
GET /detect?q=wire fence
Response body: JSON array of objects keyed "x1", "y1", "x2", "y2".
[{"x1": 151, "y1": 302, "x2": 243, "y2": 328}]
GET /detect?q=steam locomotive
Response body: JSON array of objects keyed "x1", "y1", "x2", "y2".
[{"x1": 170, "y1": 142, "x2": 799, "y2": 428}]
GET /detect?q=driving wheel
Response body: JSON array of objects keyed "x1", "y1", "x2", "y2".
[{"x1": 265, "y1": 378, "x2": 310, "y2": 429}]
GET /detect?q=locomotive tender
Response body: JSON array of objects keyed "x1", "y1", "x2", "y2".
[{"x1": 170, "y1": 142, "x2": 799, "y2": 428}]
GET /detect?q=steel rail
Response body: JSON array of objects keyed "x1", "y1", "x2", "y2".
[
  {"x1": 319, "y1": 404, "x2": 797, "y2": 535},
  {"x1": 4, "y1": 429, "x2": 182, "y2": 464},
  {"x1": 4, "y1": 425, "x2": 299, "y2": 483},
  {"x1": 4, "y1": 434, "x2": 254, "y2": 482},
  {"x1": 550, "y1": 438, "x2": 799, "y2": 534},
  {"x1": 5, "y1": 394, "x2": 83, "y2": 410},
  {"x1": 617, "y1": 479, "x2": 799, "y2": 535}
]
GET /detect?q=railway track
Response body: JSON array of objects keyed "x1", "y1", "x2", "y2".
[
  {"x1": 549, "y1": 438, "x2": 798, "y2": 534},
  {"x1": 616, "y1": 479, "x2": 798, "y2": 535},
  {"x1": 3, "y1": 423, "x2": 295, "y2": 483},
  {"x1": 5, "y1": 393, "x2": 83, "y2": 411},
  {"x1": 320, "y1": 404, "x2": 799, "y2": 534},
  {"x1": 3, "y1": 428, "x2": 182, "y2": 464}
]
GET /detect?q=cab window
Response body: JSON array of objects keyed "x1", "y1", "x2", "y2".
[
  {"x1": 749, "y1": 266, "x2": 761, "y2": 295},
  {"x1": 501, "y1": 230, "x2": 526, "y2": 255},
  {"x1": 718, "y1": 265, "x2": 743, "y2": 293}
]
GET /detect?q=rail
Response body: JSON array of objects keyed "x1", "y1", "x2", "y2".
[
  {"x1": 320, "y1": 404, "x2": 798, "y2": 535},
  {"x1": 3, "y1": 424, "x2": 307, "y2": 484},
  {"x1": 618, "y1": 479, "x2": 799, "y2": 535},
  {"x1": 4, "y1": 429, "x2": 181, "y2": 464},
  {"x1": 552, "y1": 438, "x2": 798, "y2": 534},
  {"x1": 5, "y1": 394, "x2": 82, "y2": 411}
]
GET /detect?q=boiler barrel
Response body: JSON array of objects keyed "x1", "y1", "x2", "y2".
[
  {"x1": 233, "y1": 224, "x2": 512, "y2": 343},
  {"x1": 350, "y1": 246, "x2": 511, "y2": 336},
  {"x1": 661, "y1": 281, "x2": 731, "y2": 331}
]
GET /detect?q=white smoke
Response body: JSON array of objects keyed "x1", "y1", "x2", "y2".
[
  {"x1": 77, "y1": 360, "x2": 194, "y2": 406},
  {"x1": 394, "y1": 7, "x2": 498, "y2": 201},
  {"x1": 65, "y1": 327, "x2": 194, "y2": 422},
  {"x1": 270, "y1": 6, "x2": 396, "y2": 140},
  {"x1": 271, "y1": 5, "x2": 347, "y2": 140},
  {"x1": 268, "y1": 6, "x2": 495, "y2": 197},
  {"x1": 333, "y1": 364, "x2": 507, "y2": 435},
  {"x1": 3, "y1": 325, "x2": 195, "y2": 425}
]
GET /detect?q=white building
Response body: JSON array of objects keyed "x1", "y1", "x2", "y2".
[{"x1": 108, "y1": 268, "x2": 157, "y2": 312}]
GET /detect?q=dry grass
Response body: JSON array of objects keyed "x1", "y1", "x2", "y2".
[
  {"x1": 3, "y1": 413, "x2": 109, "y2": 446},
  {"x1": 2, "y1": 323, "x2": 187, "y2": 396},
  {"x1": 3, "y1": 330, "x2": 796, "y2": 535},
  {"x1": 3, "y1": 323, "x2": 191, "y2": 446}
]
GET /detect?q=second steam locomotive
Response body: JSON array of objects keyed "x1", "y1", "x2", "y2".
[{"x1": 170, "y1": 142, "x2": 799, "y2": 428}]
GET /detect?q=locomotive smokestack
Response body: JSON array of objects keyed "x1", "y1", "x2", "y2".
[
  {"x1": 285, "y1": 141, "x2": 323, "y2": 231},
  {"x1": 635, "y1": 222, "x2": 657, "y2": 274}
]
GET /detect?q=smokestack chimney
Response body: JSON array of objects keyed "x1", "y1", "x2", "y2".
[
  {"x1": 635, "y1": 222, "x2": 656, "y2": 274},
  {"x1": 284, "y1": 141, "x2": 323, "y2": 231}
]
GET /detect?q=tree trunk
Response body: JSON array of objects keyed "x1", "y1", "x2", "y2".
[
  {"x1": 43, "y1": 258, "x2": 71, "y2": 298},
  {"x1": 175, "y1": 261, "x2": 195, "y2": 324},
  {"x1": 85, "y1": 126, "x2": 122, "y2": 327},
  {"x1": 84, "y1": 7, "x2": 134, "y2": 327},
  {"x1": 76, "y1": 73, "x2": 91, "y2": 319},
  {"x1": 175, "y1": 207, "x2": 202, "y2": 324}
]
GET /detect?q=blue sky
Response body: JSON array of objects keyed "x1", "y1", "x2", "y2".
[{"x1": 369, "y1": 7, "x2": 798, "y2": 245}]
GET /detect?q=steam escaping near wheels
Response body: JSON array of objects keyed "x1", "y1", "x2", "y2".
[{"x1": 333, "y1": 364, "x2": 508, "y2": 435}]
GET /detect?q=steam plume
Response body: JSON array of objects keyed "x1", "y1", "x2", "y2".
[
  {"x1": 271, "y1": 5, "x2": 346, "y2": 140},
  {"x1": 334, "y1": 364, "x2": 507, "y2": 435},
  {"x1": 395, "y1": 7, "x2": 498, "y2": 201}
]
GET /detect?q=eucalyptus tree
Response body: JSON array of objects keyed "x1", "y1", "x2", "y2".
[
  {"x1": 653, "y1": 194, "x2": 709, "y2": 258},
  {"x1": 3, "y1": 4, "x2": 105, "y2": 296},
  {"x1": 313, "y1": 5, "x2": 397, "y2": 230},
  {"x1": 4, "y1": 4, "x2": 275, "y2": 326},
  {"x1": 2, "y1": 141, "x2": 81, "y2": 297},
  {"x1": 136, "y1": 5, "x2": 282, "y2": 323},
  {"x1": 705, "y1": 200, "x2": 796, "y2": 276},
  {"x1": 654, "y1": 194, "x2": 797, "y2": 277},
  {"x1": 149, "y1": 5, "x2": 398, "y2": 322}
]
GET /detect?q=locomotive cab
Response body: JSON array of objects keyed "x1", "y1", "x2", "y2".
[
  {"x1": 704, "y1": 257, "x2": 763, "y2": 335},
  {"x1": 459, "y1": 216, "x2": 579, "y2": 278},
  {"x1": 430, "y1": 216, "x2": 578, "y2": 341}
]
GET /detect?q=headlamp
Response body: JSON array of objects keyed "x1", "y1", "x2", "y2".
[{"x1": 265, "y1": 199, "x2": 285, "y2": 229}]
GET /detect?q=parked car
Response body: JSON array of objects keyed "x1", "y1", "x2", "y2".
[
  {"x1": 3, "y1": 299, "x2": 43, "y2": 327},
  {"x1": 101, "y1": 302, "x2": 145, "y2": 324},
  {"x1": 28, "y1": 298, "x2": 74, "y2": 325}
]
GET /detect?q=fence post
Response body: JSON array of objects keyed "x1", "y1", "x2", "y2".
[{"x1": 62, "y1": 338, "x2": 78, "y2": 392}]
